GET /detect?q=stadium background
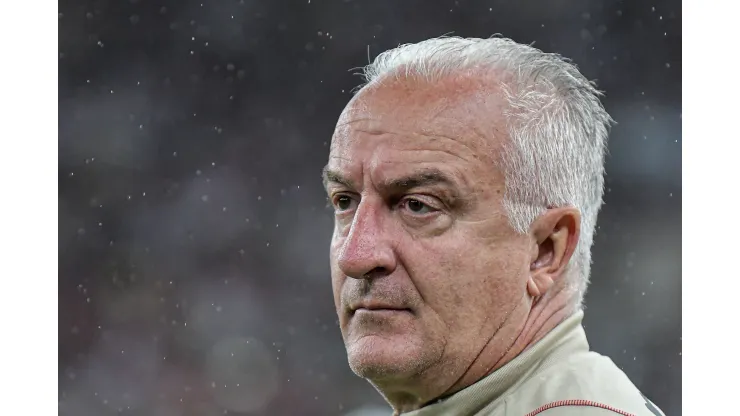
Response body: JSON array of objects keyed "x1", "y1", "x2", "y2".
[{"x1": 58, "y1": 0, "x2": 681, "y2": 414}]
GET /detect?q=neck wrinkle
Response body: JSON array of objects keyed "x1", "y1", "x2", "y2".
[{"x1": 386, "y1": 287, "x2": 574, "y2": 415}]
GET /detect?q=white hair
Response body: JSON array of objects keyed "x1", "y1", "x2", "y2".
[{"x1": 357, "y1": 36, "x2": 614, "y2": 309}]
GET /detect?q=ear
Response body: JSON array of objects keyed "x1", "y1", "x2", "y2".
[{"x1": 526, "y1": 207, "x2": 581, "y2": 298}]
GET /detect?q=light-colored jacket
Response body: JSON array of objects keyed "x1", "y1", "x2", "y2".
[{"x1": 404, "y1": 312, "x2": 666, "y2": 416}]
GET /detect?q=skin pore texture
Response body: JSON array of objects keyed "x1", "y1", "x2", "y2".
[{"x1": 324, "y1": 73, "x2": 582, "y2": 415}]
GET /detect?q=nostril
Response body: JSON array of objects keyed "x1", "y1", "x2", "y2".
[{"x1": 361, "y1": 267, "x2": 388, "y2": 280}]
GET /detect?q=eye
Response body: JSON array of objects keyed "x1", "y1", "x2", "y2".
[
  {"x1": 332, "y1": 194, "x2": 356, "y2": 212},
  {"x1": 337, "y1": 196, "x2": 352, "y2": 210},
  {"x1": 401, "y1": 198, "x2": 435, "y2": 215}
]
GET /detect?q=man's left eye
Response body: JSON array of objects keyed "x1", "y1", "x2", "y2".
[{"x1": 403, "y1": 199, "x2": 434, "y2": 214}]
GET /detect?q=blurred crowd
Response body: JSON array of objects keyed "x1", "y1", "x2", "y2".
[{"x1": 58, "y1": 0, "x2": 681, "y2": 414}]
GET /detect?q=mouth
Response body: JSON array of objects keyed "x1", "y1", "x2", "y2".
[{"x1": 350, "y1": 304, "x2": 411, "y2": 315}]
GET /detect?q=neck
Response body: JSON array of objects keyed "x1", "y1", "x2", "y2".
[{"x1": 383, "y1": 287, "x2": 575, "y2": 415}]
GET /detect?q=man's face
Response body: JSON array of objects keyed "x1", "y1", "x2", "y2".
[{"x1": 325, "y1": 78, "x2": 533, "y2": 386}]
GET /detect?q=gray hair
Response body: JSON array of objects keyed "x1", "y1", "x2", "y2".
[{"x1": 357, "y1": 36, "x2": 614, "y2": 309}]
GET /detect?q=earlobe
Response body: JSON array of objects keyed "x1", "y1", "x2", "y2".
[
  {"x1": 527, "y1": 275, "x2": 554, "y2": 298},
  {"x1": 526, "y1": 277, "x2": 541, "y2": 297}
]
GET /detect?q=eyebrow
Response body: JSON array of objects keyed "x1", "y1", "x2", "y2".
[
  {"x1": 322, "y1": 165, "x2": 353, "y2": 190},
  {"x1": 322, "y1": 165, "x2": 461, "y2": 195}
]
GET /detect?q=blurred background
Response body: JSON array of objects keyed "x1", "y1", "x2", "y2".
[{"x1": 58, "y1": 0, "x2": 681, "y2": 415}]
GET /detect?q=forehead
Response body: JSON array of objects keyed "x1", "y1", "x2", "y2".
[
  {"x1": 336, "y1": 76, "x2": 505, "y2": 142},
  {"x1": 328, "y1": 76, "x2": 508, "y2": 182}
]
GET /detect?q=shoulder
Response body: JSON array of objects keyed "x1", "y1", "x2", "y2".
[{"x1": 502, "y1": 351, "x2": 665, "y2": 416}]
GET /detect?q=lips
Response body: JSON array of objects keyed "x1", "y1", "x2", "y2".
[{"x1": 350, "y1": 302, "x2": 410, "y2": 313}]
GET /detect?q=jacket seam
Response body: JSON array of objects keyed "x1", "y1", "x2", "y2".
[{"x1": 524, "y1": 399, "x2": 636, "y2": 416}]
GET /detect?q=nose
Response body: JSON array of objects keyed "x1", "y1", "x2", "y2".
[{"x1": 336, "y1": 199, "x2": 397, "y2": 280}]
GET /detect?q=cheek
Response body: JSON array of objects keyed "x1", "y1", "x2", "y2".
[{"x1": 410, "y1": 239, "x2": 530, "y2": 328}]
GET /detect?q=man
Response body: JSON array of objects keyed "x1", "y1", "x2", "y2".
[{"x1": 322, "y1": 36, "x2": 665, "y2": 416}]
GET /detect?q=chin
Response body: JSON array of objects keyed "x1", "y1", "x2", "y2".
[{"x1": 346, "y1": 334, "x2": 425, "y2": 380}]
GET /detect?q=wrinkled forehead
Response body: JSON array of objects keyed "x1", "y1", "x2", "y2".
[
  {"x1": 331, "y1": 77, "x2": 508, "y2": 157},
  {"x1": 325, "y1": 79, "x2": 511, "y2": 198}
]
